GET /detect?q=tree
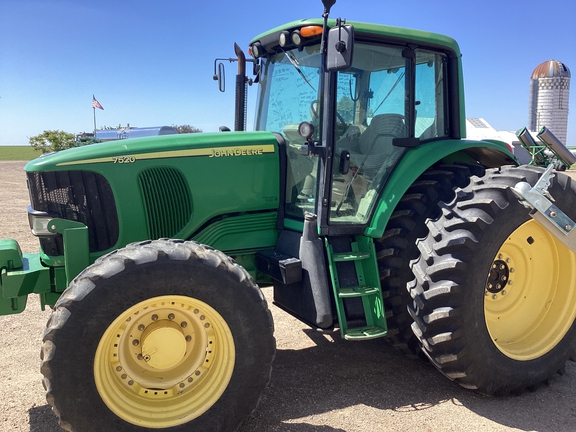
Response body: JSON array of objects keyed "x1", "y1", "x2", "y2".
[
  {"x1": 173, "y1": 124, "x2": 203, "y2": 134},
  {"x1": 29, "y1": 130, "x2": 76, "y2": 153}
]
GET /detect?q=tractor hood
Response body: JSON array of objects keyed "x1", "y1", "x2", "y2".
[{"x1": 25, "y1": 131, "x2": 281, "y2": 261}]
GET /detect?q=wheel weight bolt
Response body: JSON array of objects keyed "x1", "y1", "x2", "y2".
[
  {"x1": 151, "y1": 314, "x2": 158, "y2": 321},
  {"x1": 168, "y1": 313, "x2": 175, "y2": 320},
  {"x1": 132, "y1": 339, "x2": 139, "y2": 346}
]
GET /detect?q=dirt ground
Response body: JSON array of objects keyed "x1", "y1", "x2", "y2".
[{"x1": 1, "y1": 160, "x2": 576, "y2": 432}]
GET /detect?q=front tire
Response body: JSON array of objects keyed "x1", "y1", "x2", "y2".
[
  {"x1": 41, "y1": 239, "x2": 275, "y2": 431},
  {"x1": 409, "y1": 166, "x2": 576, "y2": 395}
]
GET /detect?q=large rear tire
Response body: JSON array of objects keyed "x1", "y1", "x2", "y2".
[
  {"x1": 409, "y1": 165, "x2": 576, "y2": 395},
  {"x1": 377, "y1": 163, "x2": 485, "y2": 356},
  {"x1": 41, "y1": 239, "x2": 275, "y2": 431}
]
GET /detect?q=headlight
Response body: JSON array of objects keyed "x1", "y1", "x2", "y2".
[{"x1": 27, "y1": 206, "x2": 60, "y2": 237}]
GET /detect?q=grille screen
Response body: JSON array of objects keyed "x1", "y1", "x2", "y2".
[
  {"x1": 27, "y1": 170, "x2": 119, "y2": 256},
  {"x1": 138, "y1": 167, "x2": 192, "y2": 239}
]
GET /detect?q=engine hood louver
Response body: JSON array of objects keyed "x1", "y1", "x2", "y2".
[{"x1": 138, "y1": 167, "x2": 193, "y2": 240}]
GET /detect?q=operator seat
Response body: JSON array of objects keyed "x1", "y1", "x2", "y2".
[{"x1": 351, "y1": 113, "x2": 407, "y2": 179}]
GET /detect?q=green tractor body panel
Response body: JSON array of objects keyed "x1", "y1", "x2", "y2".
[{"x1": 24, "y1": 131, "x2": 281, "y2": 260}]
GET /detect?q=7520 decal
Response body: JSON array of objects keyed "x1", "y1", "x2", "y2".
[{"x1": 112, "y1": 156, "x2": 136, "y2": 164}]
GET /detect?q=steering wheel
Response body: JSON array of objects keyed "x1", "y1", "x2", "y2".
[{"x1": 310, "y1": 100, "x2": 347, "y2": 124}]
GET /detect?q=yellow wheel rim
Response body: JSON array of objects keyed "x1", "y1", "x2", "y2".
[
  {"x1": 485, "y1": 220, "x2": 576, "y2": 360},
  {"x1": 94, "y1": 295, "x2": 235, "y2": 428}
]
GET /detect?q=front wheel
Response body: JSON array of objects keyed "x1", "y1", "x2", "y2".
[
  {"x1": 41, "y1": 239, "x2": 275, "y2": 431},
  {"x1": 409, "y1": 166, "x2": 576, "y2": 395}
]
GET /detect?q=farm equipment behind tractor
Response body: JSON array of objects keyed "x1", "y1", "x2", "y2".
[{"x1": 2, "y1": 1, "x2": 576, "y2": 430}]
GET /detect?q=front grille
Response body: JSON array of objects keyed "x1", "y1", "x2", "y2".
[{"x1": 27, "y1": 170, "x2": 119, "y2": 256}]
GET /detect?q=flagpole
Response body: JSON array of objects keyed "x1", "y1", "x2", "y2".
[{"x1": 93, "y1": 107, "x2": 96, "y2": 133}]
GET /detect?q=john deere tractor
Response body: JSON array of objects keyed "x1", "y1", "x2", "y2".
[{"x1": 2, "y1": 1, "x2": 576, "y2": 430}]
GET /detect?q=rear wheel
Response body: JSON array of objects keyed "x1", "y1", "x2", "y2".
[
  {"x1": 41, "y1": 239, "x2": 275, "y2": 431},
  {"x1": 409, "y1": 166, "x2": 576, "y2": 394}
]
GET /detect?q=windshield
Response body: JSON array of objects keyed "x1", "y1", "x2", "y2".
[
  {"x1": 255, "y1": 45, "x2": 323, "y2": 219},
  {"x1": 255, "y1": 45, "x2": 322, "y2": 138}
]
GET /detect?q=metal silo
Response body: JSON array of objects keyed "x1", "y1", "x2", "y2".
[{"x1": 528, "y1": 59, "x2": 571, "y2": 144}]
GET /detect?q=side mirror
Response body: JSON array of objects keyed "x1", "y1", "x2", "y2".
[
  {"x1": 326, "y1": 23, "x2": 354, "y2": 71},
  {"x1": 213, "y1": 62, "x2": 226, "y2": 92}
]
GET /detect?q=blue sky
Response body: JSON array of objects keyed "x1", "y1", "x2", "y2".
[{"x1": 1, "y1": 0, "x2": 575, "y2": 145}]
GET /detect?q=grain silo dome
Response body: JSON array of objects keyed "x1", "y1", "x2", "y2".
[{"x1": 531, "y1": 59, "x2": 571, "y2": 79}]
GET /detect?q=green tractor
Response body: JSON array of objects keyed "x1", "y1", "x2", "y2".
[{"x1": 3, "y1": 1, "x2": 576, "y2": 430}]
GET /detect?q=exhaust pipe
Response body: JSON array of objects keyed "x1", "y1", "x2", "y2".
[{"x1": 234, "y1": 43, "x2": 247, "y2": 132}]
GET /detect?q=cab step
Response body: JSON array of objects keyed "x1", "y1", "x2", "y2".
[
  {"x1": 337, "y1": 285, "x2": 379, "y2": 298},
  {"x1": 344, "y1": 325, "x2": 388, "y2": 340},
  {"x1": 326, "y1": 236, "x2": 388, "y2": 341}
]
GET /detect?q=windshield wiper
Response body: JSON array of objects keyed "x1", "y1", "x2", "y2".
[{"x1": 282, "y1": 49, "x2": 316, "y2": 91}]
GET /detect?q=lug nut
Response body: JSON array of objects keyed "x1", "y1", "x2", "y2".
[{"x1": 132, "y1": 339, "x2": 139, "y2": 346}]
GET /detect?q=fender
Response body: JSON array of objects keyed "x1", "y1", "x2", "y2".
[{"x1": 366, "y1": 138, "x2": 517, "y2": 238}]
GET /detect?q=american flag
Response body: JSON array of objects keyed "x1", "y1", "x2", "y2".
[{"x1": 92, "y1": 95, "x2": 104, "y2": 110}]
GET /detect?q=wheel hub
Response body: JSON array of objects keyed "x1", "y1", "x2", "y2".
[
  {"x1": 485, "y1": 258, "x2": 511, "y2": 295},
  {"x1": 140, "y1": 320, "x2": 187, "y2": 370}
]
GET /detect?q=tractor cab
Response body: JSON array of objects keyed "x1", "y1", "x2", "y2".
[
  {"x1": 249, "y1": 14, "x2": 458, "y2": 235},
  {"x1": 243, "y1": 2, "x2": 466, "y2": 336}
]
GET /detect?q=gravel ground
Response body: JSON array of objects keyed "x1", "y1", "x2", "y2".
[{"x1": 1, "y1": 160, "x2": 576, "y2": 432}]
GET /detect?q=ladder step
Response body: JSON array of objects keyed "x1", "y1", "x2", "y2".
[
  {"x1": 331, "y1": 251, "x2": 371, "y2": 262},
  {"x1": 338, "y1": 286, "x2": 380, "y2": 298},
  {"x1": 344, "y1": 326, "x2": 388, "y2": 341}
]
